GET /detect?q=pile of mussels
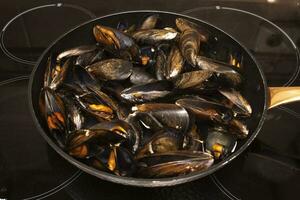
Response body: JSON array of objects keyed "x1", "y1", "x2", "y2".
[{"x1": 40, "y1": 15, "x2": 252, "y2": 178}]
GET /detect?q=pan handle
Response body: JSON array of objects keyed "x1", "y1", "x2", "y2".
[{"x1": 268, "y1": 87, "x2": 300, "y2": 109}]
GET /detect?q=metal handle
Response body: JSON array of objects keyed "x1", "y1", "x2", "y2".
[{"x1": 268, "y1": 87, "x2": 300, "y2": 109}]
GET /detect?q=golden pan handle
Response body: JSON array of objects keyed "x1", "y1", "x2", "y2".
[{"x1": 268, "y1": 87, "x2": 300, "y2": 109}]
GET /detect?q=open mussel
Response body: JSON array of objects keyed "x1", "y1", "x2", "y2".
[
  {"x1": 120, "y1": 80, "x2": 173, "y2": 103},
  {"x1": 136, "y1": 151, "x2": 214, "y2": 178},
  {"x1": 40, "y1": 87, "x2": 67, "y2": 148},
  {"x1": 44, "y1": 56, "x2": 71, "y2": 90},
  {"x1": 183, "y1": 124, "x2": 203, "y2": 151},
  {"x1": 205, "y1": 126, "x2": 237, "y2": 159},
  {"x1": 68, "y1": 120, "x2": 139, "y2": 159},
  {"x1": 75, "y1": 90, "x2": 116, "y2": 122},
  {"x1": 139, "y1": 46, "x2": 156, "y2": 66},
  {"x1": 135, "y1": 129, "x2": 183, "y2": 159},
  {"x1": 91, "y1": 145, "x2": 136, "y2": 176},
  {"x1": 86, "y1": 58, "x2": 133, "y2": 81}
]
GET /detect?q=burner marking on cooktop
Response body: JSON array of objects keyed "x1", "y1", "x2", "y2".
[
  {"x1": 210, "y1": 175, "x2": 241, "y2": 200},
  {"x1": 0, "y1": 3, "x2": 96, "y2": 65},
  {"x1": 23, "y1": 170, "x2": 82, "y2": 200}
]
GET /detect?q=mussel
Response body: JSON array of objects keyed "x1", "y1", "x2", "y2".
[
  {"x1": 195, "y1": 56, "x2": 242, "y2": 87},
  {"x1": 155, "y1": 49, "x2": 167, "y2": 80},
  {"x1": 179, "y1": 29, "x2": 201, "y2": 66},
  {"x1": 132, "y1": 103, "x2": 190, "y2": 134},
  {"x1": 75, "y1": 49, "x2": 104, "y2": 67},
  {"x1": 56, "y1": 45, "x2": 97, "y2": 63},
  {"x1": 176, "y1": 18, "x2": 209, "y2": 42},
  {"x1": 75, "y1": 91, "x2": 116, "y2": 122},
  {"x1": 173, "y1": 70, "x2": 213, "y2": 89},
  {"x1": 132, "y1": 29, "x2": 178, "y2": 45},
  {"x1": 92, "y1": 145, "x2": 136, "y2": 176},
  {"x1": 165, "y1": 45, "x2": 184, "y2": 79},
  {"x1": 136, "y1": 151, "x2": 214, "y2": 178},
  {"x1": 219, "y1": 88, "x2": 252, "y2": 117},
  {"x1": 130, "y1": 67, "x2": 156, "y2": 85},
  {"x1": 40, "y1": 87, "x2": 67, "y2": 148},
  {"x1": 120, "y1": 80, "x2": 173, "y2": 103},
  {"x1": 140, "y1": 14, "x2": 160, "y2": 30},
  {"x1": 136, "y1": 129, "x2": 183, "y2": 159},
  {"x1": 86, "y1": 58, "x2": 133, "y2": 81},
  {"x1": 176, "y1": 98, "x2": 233, "y2": 124},
  {"x1": 205, "y1": 127, "x2": 237, "y2": 159}
]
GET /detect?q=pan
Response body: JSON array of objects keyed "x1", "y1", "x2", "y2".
[{"x1": 28, "y1": 10, "x2": 300, "y2": 187}]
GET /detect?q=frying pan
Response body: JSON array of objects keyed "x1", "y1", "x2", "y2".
[{"x1": 28, "y1": 10, "x2": 300, "y2": 187}]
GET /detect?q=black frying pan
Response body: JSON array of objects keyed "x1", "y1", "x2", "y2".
[{"x1": 28, "y1": 10, "x2": 300, "y2": 187}]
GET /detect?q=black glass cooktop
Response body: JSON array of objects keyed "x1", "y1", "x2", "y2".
[{"x1": 0, "y1": 1, "x2": 299, "y2": 200}]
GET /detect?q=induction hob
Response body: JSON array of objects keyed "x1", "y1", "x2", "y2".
[{"x1": 0, "y1": 1, "x2": 299, "y2": 200}]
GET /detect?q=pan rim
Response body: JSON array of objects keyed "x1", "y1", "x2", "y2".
[{"x1": 28, "y1": 9, "x2": 268, "y2": 187}]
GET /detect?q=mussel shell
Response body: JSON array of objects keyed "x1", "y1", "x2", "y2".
[
  {"x1": 155, "y1": 49, "x2": 167, "y2": 80},
  {"x1": 173, "y1": 70, "x2": 213, "y2": 89},
  {"x1": 176, "y1": 98, "x2": 233, "y2": 124},
  {"x1": 165, "y1": 45, "x2": 184, "y2": 79},
  {"x1": 93, "y1": 145, "x2": 136, "y2": 176},
  {"x1": 75, "y1": 91, "x2": 116, "y2": 122},
  {"x1": 195, "y1": 56, "x2": 242, "y2": 87},
  {"x1": 132, "y1": 103, "x2": 190, "y2": 134},
  {"x1": 183, "y1": 124, "x2": 202, "y2": 151},
  {"x1": 117, "y1": 21, "x2": 129, "y2": 32},
  {"x1": 205, "y1": 127, "x2": 237, "y2": 159},
  {"x1": 90, "y1": 120, "x2": 140, "y2": 153},
  {"x1": 136, "y1": 151, "x2": 214, "y2": 178},
  {"x1": 86, "y1": 58, "x2": 133, "y2": 81},
  {"x1": 176, "y1": 18, "x2": 209, "y2": 42},
  {"x1": 44, "y1": 56, "x2": 53, "y2": 88},
  {"x1": 135, "y1": 129, "x2": 183, "y2": 159},
  {"x1": 56, "y1": 45, "x2": 97, "y2": 63},
  {"x1": 40, "y1": 87, "x2": 67, "y2": 148},
  {"x1": 75, "y1": 49, "x2": 104, "y2": 67},
  {"x1": 62, "y1": 95, "x2": 85, "y2": 132},
  {"x1": 49, "y1": 58, "x2": 71, "y2": 90},
  {"x1": 139, "y1": 46, "x2": 156, "y2": 66},
  {"x1": 228, "y1": 119, "x2": 249, "y2": 139},
  {"x1": 140, "y1": 14, "x2": 159, "y2": 30},
  {"x1": 219, "y1": 88, "x2": 252, "y2": 117},
  {"x1": 67, "y1": 125, "x2": 127, "y2": 150},
  {"x1": 132, "y1": 29, "x2": 178, "y2": 45},
  {"x1": 120, "y1": 80, "x2": 173, "y2": 103},
  {"x1": 130, "y1": 67, "x2": 156, "y2": 85},
  {"x1": 93, "y1": 25, "x2": 136, "y2": 50},
  {"x1": 179, "y1": 29, "x2": 201, "y2": 67},
  {"x1": 65, "y1": 65, "x2": 100, "y2": 94}
]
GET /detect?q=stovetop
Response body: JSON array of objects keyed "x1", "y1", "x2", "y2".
[{"x1": 0, "y1": 1, "x2": 299, "y2": 199}]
